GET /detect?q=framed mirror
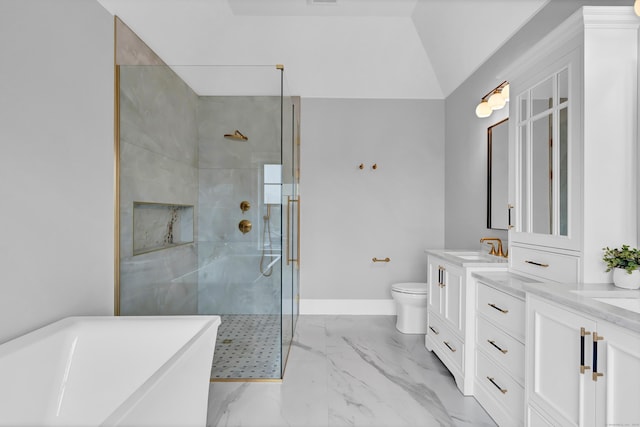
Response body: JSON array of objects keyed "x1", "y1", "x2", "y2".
[{"x1": 487, "y1": 118, "x2": 509, "y2": 230}]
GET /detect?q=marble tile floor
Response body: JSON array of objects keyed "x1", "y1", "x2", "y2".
[{"x1": 207, "y1": 315, "x2": 496, "y2": 427}]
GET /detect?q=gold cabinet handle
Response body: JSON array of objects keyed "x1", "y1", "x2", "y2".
[
  {"x1": 592, "y1": 332, "x2": 604, "y2": 382},
  {"x1": 443, "y1": 341, "x2": 457, "y2": 352},
  {"x1": 372, "y1": 257, "x2": 390, "y2": 263},
  {"x1": 507, "y1": 204, "x2": 514, "y2": 229},
  {"x1": 488, "y1": 303, "x2": 509, "y2": 314},
  {"x1": 438, "y1": 265, "x2": 446, "y2": 287},
  {"x1": 580, "y1": 327, "x2": 591, "y2": 374},
  {"x1": 525, "y1": 260, "x2": 549, "y2": 268},
  {"x1": 487, "y1": 339, "x2": 508, "y2": 354},
  {"x1": 429, "y1": 326, "x2": 439, "y2": 335},
  {"x1": 487, "y1": 376, "x2": 507, "y2": 394}
]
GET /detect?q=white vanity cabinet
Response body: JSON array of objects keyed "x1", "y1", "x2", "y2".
[
  {"x1": 426, "y1": 257, "x2": 466, "y2": 390},
  {"x1": 506, "y1": 7, "x2": 639, "y2": 283},
  {"x1": 474, "y1": 281, "x2": 526, "y2": 426},
  {"x1": 425, "y1": 252, "x2": 507, "y2": 396},
  {"x1": 526, "y1": 294, "x2": 640, "y2": 427},
  {"x1": 428, "y1": 260, "x2": 464, "y2": 333}
]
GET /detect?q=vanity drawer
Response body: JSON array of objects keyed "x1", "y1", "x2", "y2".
[
  {"x1": 476, "y1": 316, "x2": 525, "y2": 384},
  {"x1": 427, "y1": 313, "x2": 463, "y2": 371},
  {"x1": 510, "y1": 245, "x2": 580, "y2": 283},
  {"x1": 477, "y1": 283, "x2": 525, "y2": 342},
  {"x1": 476, "y1": 350, "x2": 524, "y2": 421}
]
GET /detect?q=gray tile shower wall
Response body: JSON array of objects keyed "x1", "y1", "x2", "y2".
[
  {"x1": 119, "y1": 65, "x2": 199, "y2": 315},
  {"x1": 196, "y1": 96, "x2": 282, "y2": 315},
  {"x1": 120, "y1": 69, "x2": 285, "y2": 316}
]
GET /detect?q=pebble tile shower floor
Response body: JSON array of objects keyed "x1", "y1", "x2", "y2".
[{"x1": 211, "y1": 315, "x2": 282, "y2": 379}]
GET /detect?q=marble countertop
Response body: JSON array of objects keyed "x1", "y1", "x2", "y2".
[
  {"x1": 522, "y1": 282, "x2": 640, "y2": 333},
  {"x1": 425, "y1": 249, "x2": 508, "y2": 268},
  {"x1": 472, "y1": 271, "x2": 541, "y2": 299}
]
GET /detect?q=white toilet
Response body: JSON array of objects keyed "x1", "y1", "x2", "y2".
[{"x1": 391, "y1": 282, "x2": 429, "y2": 334}]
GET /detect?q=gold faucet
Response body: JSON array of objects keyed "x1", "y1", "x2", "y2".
[{"x1": 480, "y1": 237, "x2": 508, "y2": 258}]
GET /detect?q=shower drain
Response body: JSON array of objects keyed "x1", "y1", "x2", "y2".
[{"x1": 222, "y1": 339, "x2": 233, "y2": 344}]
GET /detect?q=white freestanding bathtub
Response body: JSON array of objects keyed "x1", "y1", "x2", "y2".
[{"x1": 0, "y1": 315, "x2": 221, "y2": 427}]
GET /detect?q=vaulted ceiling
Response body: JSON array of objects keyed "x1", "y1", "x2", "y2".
[{"x1": 98, "y1": 0, "x2": 550, "y2": 99}]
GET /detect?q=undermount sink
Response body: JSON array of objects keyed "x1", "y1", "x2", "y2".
[
  {"x1": 445, "y1": 251, "x2": 482, "y2": 260},
  {"x1": 444, "y1": 251, "x2": 503, "y2": 261},
  {"x1": 445, "y1": 251, "x2": 480, "y2": 256},
  {"x1": 571, "y1": 289, "x2": 640, "y2": 314},
  {"x1": 457, "y1": 255, "x2": 484, "y2": 260}
]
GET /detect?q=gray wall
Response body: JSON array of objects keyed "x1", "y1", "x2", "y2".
[
  {"x1": 118, "y1": 65, "x2": 200, "y2": 315},
  {"x1": 0, "y1": 0, "x2": 114, "y2": 343},
  {"x1": 300, "y1": 98, "x2": 445, "y2": 302},
  {"x1": 443, "y1": 0, "x2": 629, "y2": 249}
]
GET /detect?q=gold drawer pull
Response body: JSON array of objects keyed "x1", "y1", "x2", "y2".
[
  {"x1": 525, "y1": 260, "x2": 549, "y2": 268},
  {"x1": 487, "y1": 376, "x2": 507, "y2": 394},
  {"x1": 372, "y1": 257, "x2": 390, "y2": 263},
  {"x1": 429, "y1": 326, "x2": 439, "y2": 335},
  {"x1": 488, "y1": 303, "x2": 509, "y2": 314},
  {"x1": 487, "y1": 339, "x2": 508, "y2": 354},
  {"x1": 443, "y1": 341, "x2": 457, "y2": 352}
]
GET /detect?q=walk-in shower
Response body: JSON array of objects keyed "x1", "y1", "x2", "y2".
[{"x1": 115, "y1": 20, "x2": 300, "y2": 380}]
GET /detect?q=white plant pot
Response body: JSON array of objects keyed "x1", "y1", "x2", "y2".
[{"x1": 612, "y1": 268, "x2": 640, "y2": 290}]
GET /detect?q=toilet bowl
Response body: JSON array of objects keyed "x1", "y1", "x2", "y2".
[{"x1": 391, "y1": 282, "x2": 429, "y2": 334}]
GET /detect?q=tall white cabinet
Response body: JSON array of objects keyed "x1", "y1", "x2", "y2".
[
  {"x1": 506, "y1": 7, "x2": 639, "y2": 283},
  {"x1": 495, "y1": 6, "x2": 640, "y2": 427}
]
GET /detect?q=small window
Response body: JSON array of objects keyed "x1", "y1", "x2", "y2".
[{"x1": 263, "y1": 164, "x2": 282, "y2": 205}]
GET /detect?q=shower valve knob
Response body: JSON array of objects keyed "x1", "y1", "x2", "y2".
[{"x1": 238, "y1": 219, "x2": 252, "y2": 234}]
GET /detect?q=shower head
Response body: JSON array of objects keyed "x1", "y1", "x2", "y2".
[{"x1": 224, "y1": 130, "x2": 248, "y2": 141}]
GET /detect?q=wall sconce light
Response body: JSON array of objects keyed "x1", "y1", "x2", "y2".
[
  {"x1": 635, "y1": 0, "x2": 640, "y2": 16},
  {"x1": 475, "y1": 81, "x2": 510, "y2": 118}
]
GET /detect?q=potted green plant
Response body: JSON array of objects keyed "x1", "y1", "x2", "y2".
[{"x1": 602, "y1": 244, "x2": 640, "y2": 289}]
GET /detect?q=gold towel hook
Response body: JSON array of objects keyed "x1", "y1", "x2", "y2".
[
  {"x1": 372, "y1": 163, "x2": 378, "y2": 170},
  {"x1": 358, "y1": 163, "x2": 364, "y2": 170},
  {"x1": 224, "y1": 130, "x2": 248, "y2": 141}
]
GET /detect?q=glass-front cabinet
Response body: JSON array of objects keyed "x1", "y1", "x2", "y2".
[
  {"x1": 509, "y1": 51, "x2": 581, "y2": 254},
  {"x1": 506, "y1": 7, "x2": 638, "y2": 285}
]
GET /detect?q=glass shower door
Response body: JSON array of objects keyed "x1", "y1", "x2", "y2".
[{"x1": 281, "y1": 87, "x2": 300, "y2": 376}]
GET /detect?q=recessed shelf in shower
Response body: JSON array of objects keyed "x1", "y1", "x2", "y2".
[{"x1": 132, "y1": 202, "x2": 194, "y2": 255}]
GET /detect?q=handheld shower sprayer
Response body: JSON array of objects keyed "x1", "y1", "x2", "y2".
[{"x1": 260, "y1": 205, "x2": 274, "y2": 277}]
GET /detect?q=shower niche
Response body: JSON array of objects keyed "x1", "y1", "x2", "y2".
[{"x1": 132, "y1": 202, "x2": 194, "y2": 255}]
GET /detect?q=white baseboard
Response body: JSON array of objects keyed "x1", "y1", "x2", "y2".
[{"x1": 300, "y1": 299, "x2": 396, "y2": 315}]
